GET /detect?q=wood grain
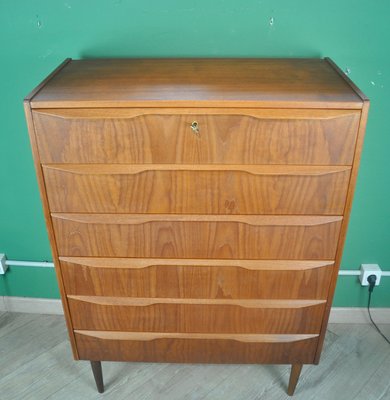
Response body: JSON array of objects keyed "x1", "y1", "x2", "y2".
[
  {"x1": 325, "y1": 58, "x2": 369, "y2": 102},
  {"x1": 33, "y1": 108, "x2": 360, "y2": 165},
  {"x1": 60, "y1": 258, "x2": 334, "y2": 299},
  {"x1": 52, "y1": 213, "x2": 342, "y2": 225},
  {"x1": 24, "y1": 59, "x2": 72, "y2": 102},
  {"x1": 43, "y1": 164, "x2": 351, "y2": 214},
  {"x1": 68, "y1": 296, "x2": 325, "y2": 333},
  {"x1": 24, "y1": 58, "x2": 368, "y2": 393},
  {"x1": 28, "y1": 58, "x2": 362, "y2": 109},
  {"x1": 74, "y1": 330, "x2": 319, "y2": 364},
  {"x1": 52, "y1": 214, "x2": 343, "y2": 259},
  {"x1": 23, "y1": 100, "x2": 79, "y2": 360},
  {"x1": 68, "y1": 296, "x2": 325, "y2": 307},
  {"x1": 76, "y1": 330, "x2": 319, "y2": 342},
  {"x1": 59, "y1": 257, "x2": 334, "y2": 270},
  {"x1": 314, "y1": 99, "x2": 370, "y2": 364}
]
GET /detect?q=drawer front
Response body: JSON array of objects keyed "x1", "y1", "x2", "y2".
[
  {"x1": 68, "y1": 296, "x2": 325, "y2": 334},
  {"x1": 52, "y1": 214, "x2": 342, "y2": 259},
  {"x1": 33, "y1": 108, "x2": 359, "y2": 165},
  {"x1": 75, "y1": 330, "x2": 319, "y2": 364},
  {"x1": 60, "y1": 258, "x2": 334, "y2": 300},
  {"x1": 44, "y1": 165, "x2": 351, "y2": 215}
]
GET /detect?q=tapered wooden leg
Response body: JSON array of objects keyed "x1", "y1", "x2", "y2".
[
  {"x1": 90, "y1": 361, "x2": 104, "y2": 393},
  {"x1": 287, "y1": 364, "x2": 303, "y2": 396}
]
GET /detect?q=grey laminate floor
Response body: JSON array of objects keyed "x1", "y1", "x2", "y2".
[{"x1": 0, "y1": 312, "x2": 389, "y2": 400}]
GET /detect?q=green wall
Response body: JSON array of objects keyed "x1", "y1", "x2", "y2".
[{"x1": 0, "y1": 0, "x2": 389, "y2": 307}]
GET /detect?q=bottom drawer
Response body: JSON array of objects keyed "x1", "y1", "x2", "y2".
[{"x1": 75, "y1": 331, "x2": 319, "y2": 364}]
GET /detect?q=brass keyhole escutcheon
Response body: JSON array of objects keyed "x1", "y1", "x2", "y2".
[{"x1": 190, "y1": 121, "x2": 200, "y2": 136}]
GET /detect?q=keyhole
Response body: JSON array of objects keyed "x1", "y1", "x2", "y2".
[{"x1": 190, "y1": 121, "x2": 200, "y2": 136}]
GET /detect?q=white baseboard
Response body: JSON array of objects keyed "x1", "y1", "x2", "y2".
[
  {"x1": 0, "y1": 296, "x2": 389, "y2": 323},
  {"x1": 328, "y1": 307, "x2": 390, "y2": 324},
  {"x1": 0, "y1": 296, "x2": 63, "y2": 315}
]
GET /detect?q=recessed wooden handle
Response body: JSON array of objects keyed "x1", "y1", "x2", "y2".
[
  {"x1": 43, "y1": 164, "x2": 351, "y2": 176},
  {"x1": 59, "y1": 256, "x2": 335, "y2": 271},
  {"x1": 75, "y1": 330, "x2": 320, "y2": 343},
  {"x1": 52, "y1": 213, "x2": 343, "y2": 227},
  {"x1": 67, "y1": 295, "x2": 326, "y2": 309}
]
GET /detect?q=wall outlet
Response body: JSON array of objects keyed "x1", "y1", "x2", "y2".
[
  {"x1": 0, "y1": 254, "x2": 8, "y2": 275},
  {"x1": 360, "y1": 264, "x2": 382, "y2": 286}
]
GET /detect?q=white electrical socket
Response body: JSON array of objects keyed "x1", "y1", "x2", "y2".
[
  {"x1": 0, "y1": 254, "x2": 7, "y2": 275},
  {"x1": 360, "y1": 264, "x2": 382, "y2": 286}
]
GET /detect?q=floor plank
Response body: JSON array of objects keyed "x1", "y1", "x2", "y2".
[
  {"x1": 279, "y1": 324, "x2": 390, "y2": 400},
  {"x1": 0, "y1": 314, "x2": 66, "y2": 381},
  {"x1": 0, "y1": 311, "x2": 38, "y2": 339},
  {"x1": 352, "y1": 351, "x2": 390, "y2": 400},
  {"x1": 0, "y1": 312, "x2": 389, "y2": 400}
]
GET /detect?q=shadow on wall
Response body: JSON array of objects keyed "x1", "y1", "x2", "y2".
[{"x1": 77, "y1": 40, "x2": 323, "y2": 59}]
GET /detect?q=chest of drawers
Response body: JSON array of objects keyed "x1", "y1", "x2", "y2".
[{"x1": 24, "y1": 58, "x2": 368, "y2": 395}]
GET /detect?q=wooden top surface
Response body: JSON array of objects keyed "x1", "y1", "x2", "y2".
[{"x1": 27, "y1": 58, "x2": 365, "y2": 109}]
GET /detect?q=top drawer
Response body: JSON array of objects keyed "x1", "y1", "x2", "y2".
[{"x1": 32, "y1": 108, "x2": 360, "y2": 165}]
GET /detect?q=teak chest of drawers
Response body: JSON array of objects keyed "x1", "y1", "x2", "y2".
[{"x1": 24, "y1": 58, "x2": 369, "y2": 395}]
